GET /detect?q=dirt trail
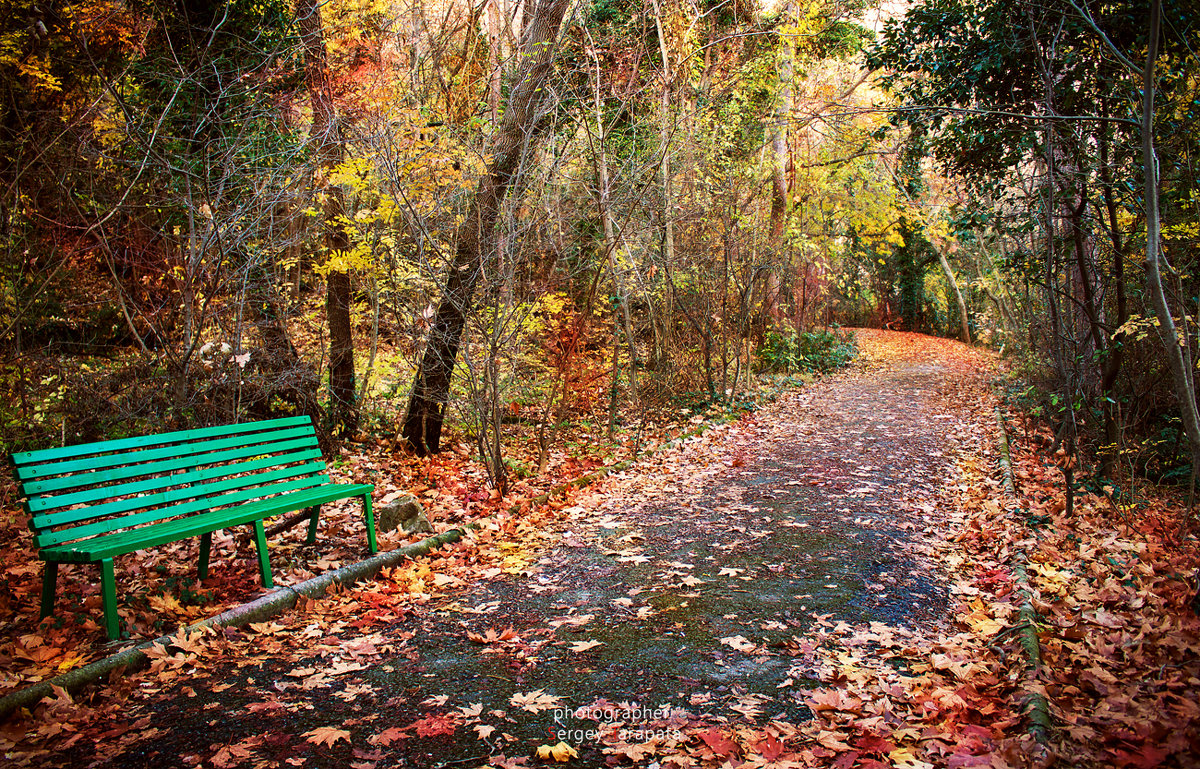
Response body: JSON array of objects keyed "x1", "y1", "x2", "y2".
[{"x1": 47, "y1": 330, "x2": 997, "y2": 768}]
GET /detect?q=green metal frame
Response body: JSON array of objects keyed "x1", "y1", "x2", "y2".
[{"x1": 13, "y1": 417, "x2": 376, "y2": 640}]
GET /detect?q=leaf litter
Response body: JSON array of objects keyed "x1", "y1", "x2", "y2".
[{"x1": 1, "y1": 330, "x2": 1197, "y2": 768}]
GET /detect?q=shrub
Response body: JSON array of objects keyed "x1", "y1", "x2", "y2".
[{"x1": 756, "y1": 328, "x2": 856, "y2": 374}]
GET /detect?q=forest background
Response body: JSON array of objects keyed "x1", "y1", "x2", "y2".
[{"x1": 1, "y1": 0, "x2": 1198, "y2": 505}]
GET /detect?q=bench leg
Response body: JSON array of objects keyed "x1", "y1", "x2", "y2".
[
  {"x1": 363, "y1": 493, "x2": 377, "y2": 554},
  {"x1": 305, "y1": 506, "x2": 321, "y2": 545},
  {"x1": 253, "y1": 520, "x2": 274, "y2": 589},
  {"x1": 198, "y1": 532, "x2": 212, "y2": 581},
  {"x1": 100, "y1": 558, "x2": 119, "y2": 641},
  {"x1": 40, "y1": 562, "x2": 59, "y2": 619}
]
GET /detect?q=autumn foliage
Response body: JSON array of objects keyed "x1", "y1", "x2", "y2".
[{"x1": 2, "y1": 0, "x2": 1200, "y2": 764}]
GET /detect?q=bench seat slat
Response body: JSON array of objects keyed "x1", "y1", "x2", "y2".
[
  {"x1": 33, "y1": 471, "x2": 329, "y2": 549},
  {"x1": 40, "y1": 483, "x2": 374, "y2": 563},
  {"x1": 17, "y1": 426, "x2": 316, "y2": 486},
  {"x1": 31, "y1": 458, "x2": 329, "y2": 532},
  {"x1": 23, "y1": 434, "x2": 318, "y2": 495},
  {"x1": 12, "y1": 416, "x2": 311, "y2": 471},
  {"x1": 27, "y1": 448, "x2": 326, "y2": 514}
]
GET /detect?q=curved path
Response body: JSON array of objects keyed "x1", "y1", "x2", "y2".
[{"x1": 44, "y1": 330, "x2": 996, "y2": 768}]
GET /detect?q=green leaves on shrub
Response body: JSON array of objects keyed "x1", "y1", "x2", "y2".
[{"x1": 756, "y1": 329, "x2": 855, "y2": 374}]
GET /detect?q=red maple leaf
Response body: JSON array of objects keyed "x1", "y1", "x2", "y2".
[
  {"x1": 753, "y1": 733, "x2": 786, "y2": 761},
  {"x1": 410, "y1": 713, "x2": 460, "y2": 738},
  {"x1": 699, "y1": 727, "x2": 739, "y2": 757}
]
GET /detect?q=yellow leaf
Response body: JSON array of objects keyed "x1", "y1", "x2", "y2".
[
  {"x1": 967, "y1": 615, "x2": 1005, "y2": 635},
  {"x1": 888, "y1": 746, "x2": 934, "y2": 768},
  {"x1": 536, "y1": 741, "x2": 578, "y2": 762},
  {"x1": 510, "y1": 689, "x2": 563, "y2": 714},
  {"x1": 148, "y1": 593, "x2": 185, "y2": 614},
  {"x1": 248, "y1": 621, "x2": 286, "y2": 635}
]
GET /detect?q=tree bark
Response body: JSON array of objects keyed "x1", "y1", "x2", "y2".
[
  {"x1": 401, "y1": 0, "x2": 572, "y2": 455},
  {"x1": 1139, "y1": 0, "x2": 1200, "y2": 485},
  {"x1": 765, "y1": 1, "x2": 795, "y2": 324},
  {"x1": 650, "y1": 0, "x2": 678, "y2": 366},
  {"x1": 591, "y1": 48, "x2": 640, "y2": 420},
  {"x1": 937, "y1": 249, "x2": 971, "y2": 344},
  {"x1": 297, "y1": 0, "x2": 356, "y2": 438}
]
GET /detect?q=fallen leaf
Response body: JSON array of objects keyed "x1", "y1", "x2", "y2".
[
  {"x1": 368, "y1": 727, "x2": 409, "y2": 746},
  {"x1": 511, "y1": 689, "x2": 563, "y2": 713},
  {"x1": 568, "y1": 640, "x2": 604, "y2": 653},
  {"x1": 410, "y1": 713, "x2": 460, "y2": 737},
  {"x1": 719, "y1": 635, "x2": 756, "y2": 653},
  {"x1": 699, "y1": 727, "x2": 739, "y2": 757},
  {"x1": 304, "y1": 726, "x2": 351, "y2": 747},
  {"x1": 536, "y1": 741, "x2": 578, "y2": 762}
]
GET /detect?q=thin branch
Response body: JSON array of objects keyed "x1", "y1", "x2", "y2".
[
  {"x1": 1065, "y1": 0, "x2": 1141, "y2": 74},
  {"x1": 847, "y1": 104, "x2": 1139, "y2": 127}
]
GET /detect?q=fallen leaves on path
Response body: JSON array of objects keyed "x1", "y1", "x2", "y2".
[{"x1": 2, "y1": 330, "x2": 1197, "y2": 769}]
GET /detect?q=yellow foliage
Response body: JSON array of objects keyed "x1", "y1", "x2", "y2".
[
  {"x1": 0, "y1": 35, "x2": 59, "y2": 91},
  {"x1": 329, "y1": 157, "x2": 376, "y2": 193},
  {"x1": 1163, "y1": 221, "x2": 1200, "y2": 241},
  {"x1": 323, "y1": 0, "x2": 392, "y2": 66},
  {"x1": 1114, "y1": 313, "x2": 1161, "y2": 342},
  {"x1": 315, "y1": 244, "x2": 374, "y2": 276}
]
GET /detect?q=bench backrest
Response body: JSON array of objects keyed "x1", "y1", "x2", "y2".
[{"x1": 11, "y1": 416, "x2": 330, "y2": 550}]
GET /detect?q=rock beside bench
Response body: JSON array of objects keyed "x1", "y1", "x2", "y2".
[{"x1": 377, "y1": 494, "x2": 433, "y2": 535}]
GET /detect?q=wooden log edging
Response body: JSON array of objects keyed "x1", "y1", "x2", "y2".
[
  {"x1": 996, "y1": 407, "x2": 1018, "y2": 498},
  {"x1": 0, "y1": 527, "x2": 467, "y2": 721},
  {"x1": 1013, "y1": 554, "x2": 1054, "y2": 747},
  {"x1": 995, "y1": 408, "x2": 1054, "y2": 752},
  {"x1": 0, "y1": 416, "x2": 720, "y2": 721}
]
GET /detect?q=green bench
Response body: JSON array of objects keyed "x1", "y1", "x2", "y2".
[{"x1": 11, "y1": 416, "x2": 376, "y2": 640}]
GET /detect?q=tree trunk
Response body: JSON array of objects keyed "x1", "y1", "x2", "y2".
[
  {"x1": 1097, "y1": 122, "x2": 1128, "y2": 476},
  {"x1": 1139, "y1": 0, "x2": 1200, "y2": 486},
  {"x1": 936, "y1": 249, "x2": 971, "y2": 344},
  {"x1": 485, "y1": 0, "x2": 504, "y2": 126},
  {"x1": 326, "y1": 269, "x2": 356, "y2": 434},
  {"x1": 650, "y1": 0, "x2": 678, "y2": 366},
  {"x1": 589, "y1": 42, "x2": 639, "y2": 420},
  {"x1": 298, "y1": 0, "x2": 356, "y2": 438},
  {"x1": 401, "y1": 0, "x2": 572, "y2": 455},
  {"x1": 765, "y1": 0, "x2": 795, "y2": 323}
]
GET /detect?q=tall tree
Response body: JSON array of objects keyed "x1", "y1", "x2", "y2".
[
  {"x1": 1128, "y1": 0, "x2": 1200, "y2": 486},
  {"x1": 765, "y1": 0, "x2": 796, "y2": 323},
  {"x1": 298, "y1": 0, "x2": 357, "y2": 437},
  {"x1": 401, "y1": 0, "x2": 573, "y2": 455}
]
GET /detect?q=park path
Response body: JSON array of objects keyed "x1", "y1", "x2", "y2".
[{"x1": 40, "y1": 330, "x2": 1000, "y2": 768}]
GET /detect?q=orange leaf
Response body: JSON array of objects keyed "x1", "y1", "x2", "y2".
[
  {"x1": 304, "y1": 726, "x2": 351, "y2": 747},
  {"x1": 368, "y1": 727, "x2": 409, "y2": 746}
]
